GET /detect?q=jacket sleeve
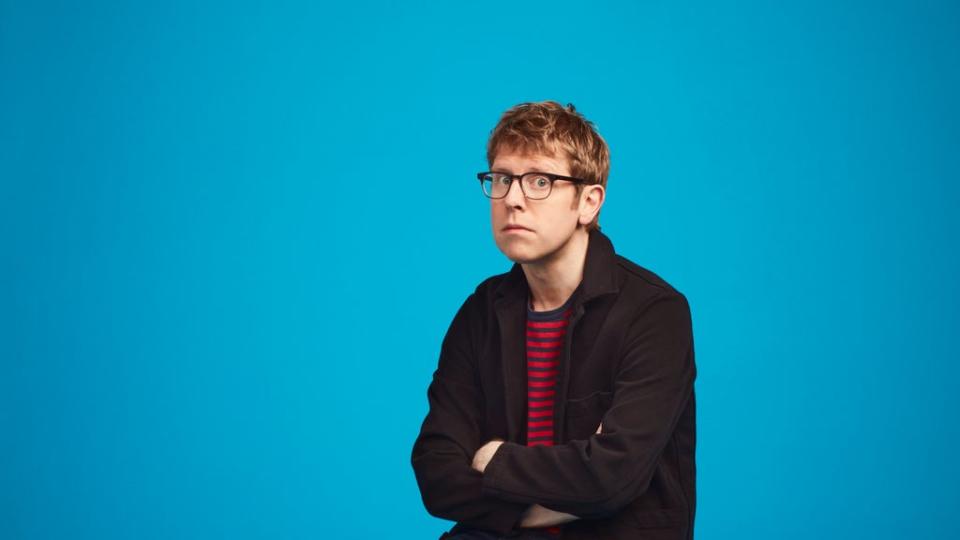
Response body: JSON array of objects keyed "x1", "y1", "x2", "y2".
[
  {"x1": 411, "y1": 292, "x2": 529, "y2": 534},
  {"x1": 479, "y1": 291, "x2": 696, "y2": 519}
]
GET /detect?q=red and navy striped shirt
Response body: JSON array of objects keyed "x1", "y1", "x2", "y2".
[{"x1": 525, "y1": 293, "x2": 575, "y2": 535}]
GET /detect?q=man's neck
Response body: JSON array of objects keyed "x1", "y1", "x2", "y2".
[{"x1": 522, "y1": 229, "x2": 589, "y2": 312}]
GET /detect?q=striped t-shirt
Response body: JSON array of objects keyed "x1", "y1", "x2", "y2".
[{"x1": 525, "y1": 292, "x2": 575, "y2": 535}]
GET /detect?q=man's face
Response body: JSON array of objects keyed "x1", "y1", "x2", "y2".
[{"x1": 490, "y1": 151, "x2": 583, "y2": 264}]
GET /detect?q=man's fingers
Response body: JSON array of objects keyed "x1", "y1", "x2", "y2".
[{"x1": 596, "y1": 422, "x2": 603, "y2": 434}]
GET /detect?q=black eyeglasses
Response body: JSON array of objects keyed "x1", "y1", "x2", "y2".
[{"x1": 476, "y1": 171, "x2": 589, "y2": 200}]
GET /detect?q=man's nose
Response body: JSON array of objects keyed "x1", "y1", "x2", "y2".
[{"x1": 502, "y1": 177, "x2": 526, "y2": 207}]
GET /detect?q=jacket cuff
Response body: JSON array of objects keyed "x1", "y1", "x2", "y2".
[
  {"x1": 481, "y1": 441, "x2": 519, "y2": 497},
  {"x1": 477, "y1": 443, "x2": 528, "y2": 532}
]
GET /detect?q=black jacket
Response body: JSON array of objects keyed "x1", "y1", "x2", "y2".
[{"x1": 412, "y1": 229, "x2": 697, "y2": 539}]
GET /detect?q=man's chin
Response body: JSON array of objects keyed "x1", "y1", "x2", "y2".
[{"x1": 497, "y1": 243, "x2": 544, "y2": 265}]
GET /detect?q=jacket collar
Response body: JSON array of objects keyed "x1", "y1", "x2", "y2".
[{"x1": 493, "y1": 227, "x2": 620, "y2": 308}]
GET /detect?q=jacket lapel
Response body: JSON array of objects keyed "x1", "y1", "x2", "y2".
[
  {"x1": 494, "y1": 292, "x2": 526, "y2": 442},
  {"x1": 493, "y1": 262, "x2": 528, "y2": 443}
]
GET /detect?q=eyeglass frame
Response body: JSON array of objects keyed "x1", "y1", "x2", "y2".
[{"x1": 476, "y1": 170, "x2": 591, "y2": 200}]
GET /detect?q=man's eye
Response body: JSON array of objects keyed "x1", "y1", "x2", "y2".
[
  {"x1": 497, "y1": 177, "x2": 511, "y2": 185},
  {"x1": 535, "y1": 178, "x2": 549, "y2": 187}
]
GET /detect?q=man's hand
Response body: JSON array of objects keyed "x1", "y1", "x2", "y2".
[
  {"x1": 520, "y1": 504, "x2": 580, "y2": 528},
  {"x1": 471, "y1": 439, "x2": 504, "y2": 473},
  {"x1": 597, "y1": 422, "x2": 602, "y2": 434}
]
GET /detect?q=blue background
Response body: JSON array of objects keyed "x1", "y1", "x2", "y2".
[{"x1": 2, "y1": 1, "x2": 958, "y2": 538}]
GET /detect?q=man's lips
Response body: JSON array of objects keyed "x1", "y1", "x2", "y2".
[{"x1": 502, "y1": 225, "x2": 532, "y2": 232}]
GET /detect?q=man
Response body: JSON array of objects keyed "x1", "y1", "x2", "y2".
[{"x1": 411, "y1": 101, "x2": 697, "y2": 540}]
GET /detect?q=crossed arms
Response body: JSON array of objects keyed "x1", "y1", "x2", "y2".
[{"x1": 411, "y1": 292, "x2": 694, "y2": 534}]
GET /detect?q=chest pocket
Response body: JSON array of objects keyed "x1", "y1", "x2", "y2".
[{"x1": 564, "y1": 390, "x2": 613, "y2": 441}]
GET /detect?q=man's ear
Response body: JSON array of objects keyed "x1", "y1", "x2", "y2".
[{"x1": 578, "y1": 184, "x2": 605, "y2": 227}]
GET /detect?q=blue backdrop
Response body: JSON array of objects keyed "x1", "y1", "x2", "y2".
[{"x1": 3, "y1": 1, "x2": 958, "y2": 538}]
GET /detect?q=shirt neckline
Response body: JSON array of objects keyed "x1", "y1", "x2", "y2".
[{"x1": 527, "y1": 291, "x2": 576, "y2": 320}]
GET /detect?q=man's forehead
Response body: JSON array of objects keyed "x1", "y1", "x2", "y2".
[{"x1": 492, "y1": 151, "x2": 568, "y2": 173}]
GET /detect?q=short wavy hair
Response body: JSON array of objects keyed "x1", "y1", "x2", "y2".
[{"x1": 486, "y1": 100, "x2": 610, "y2": 231}]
